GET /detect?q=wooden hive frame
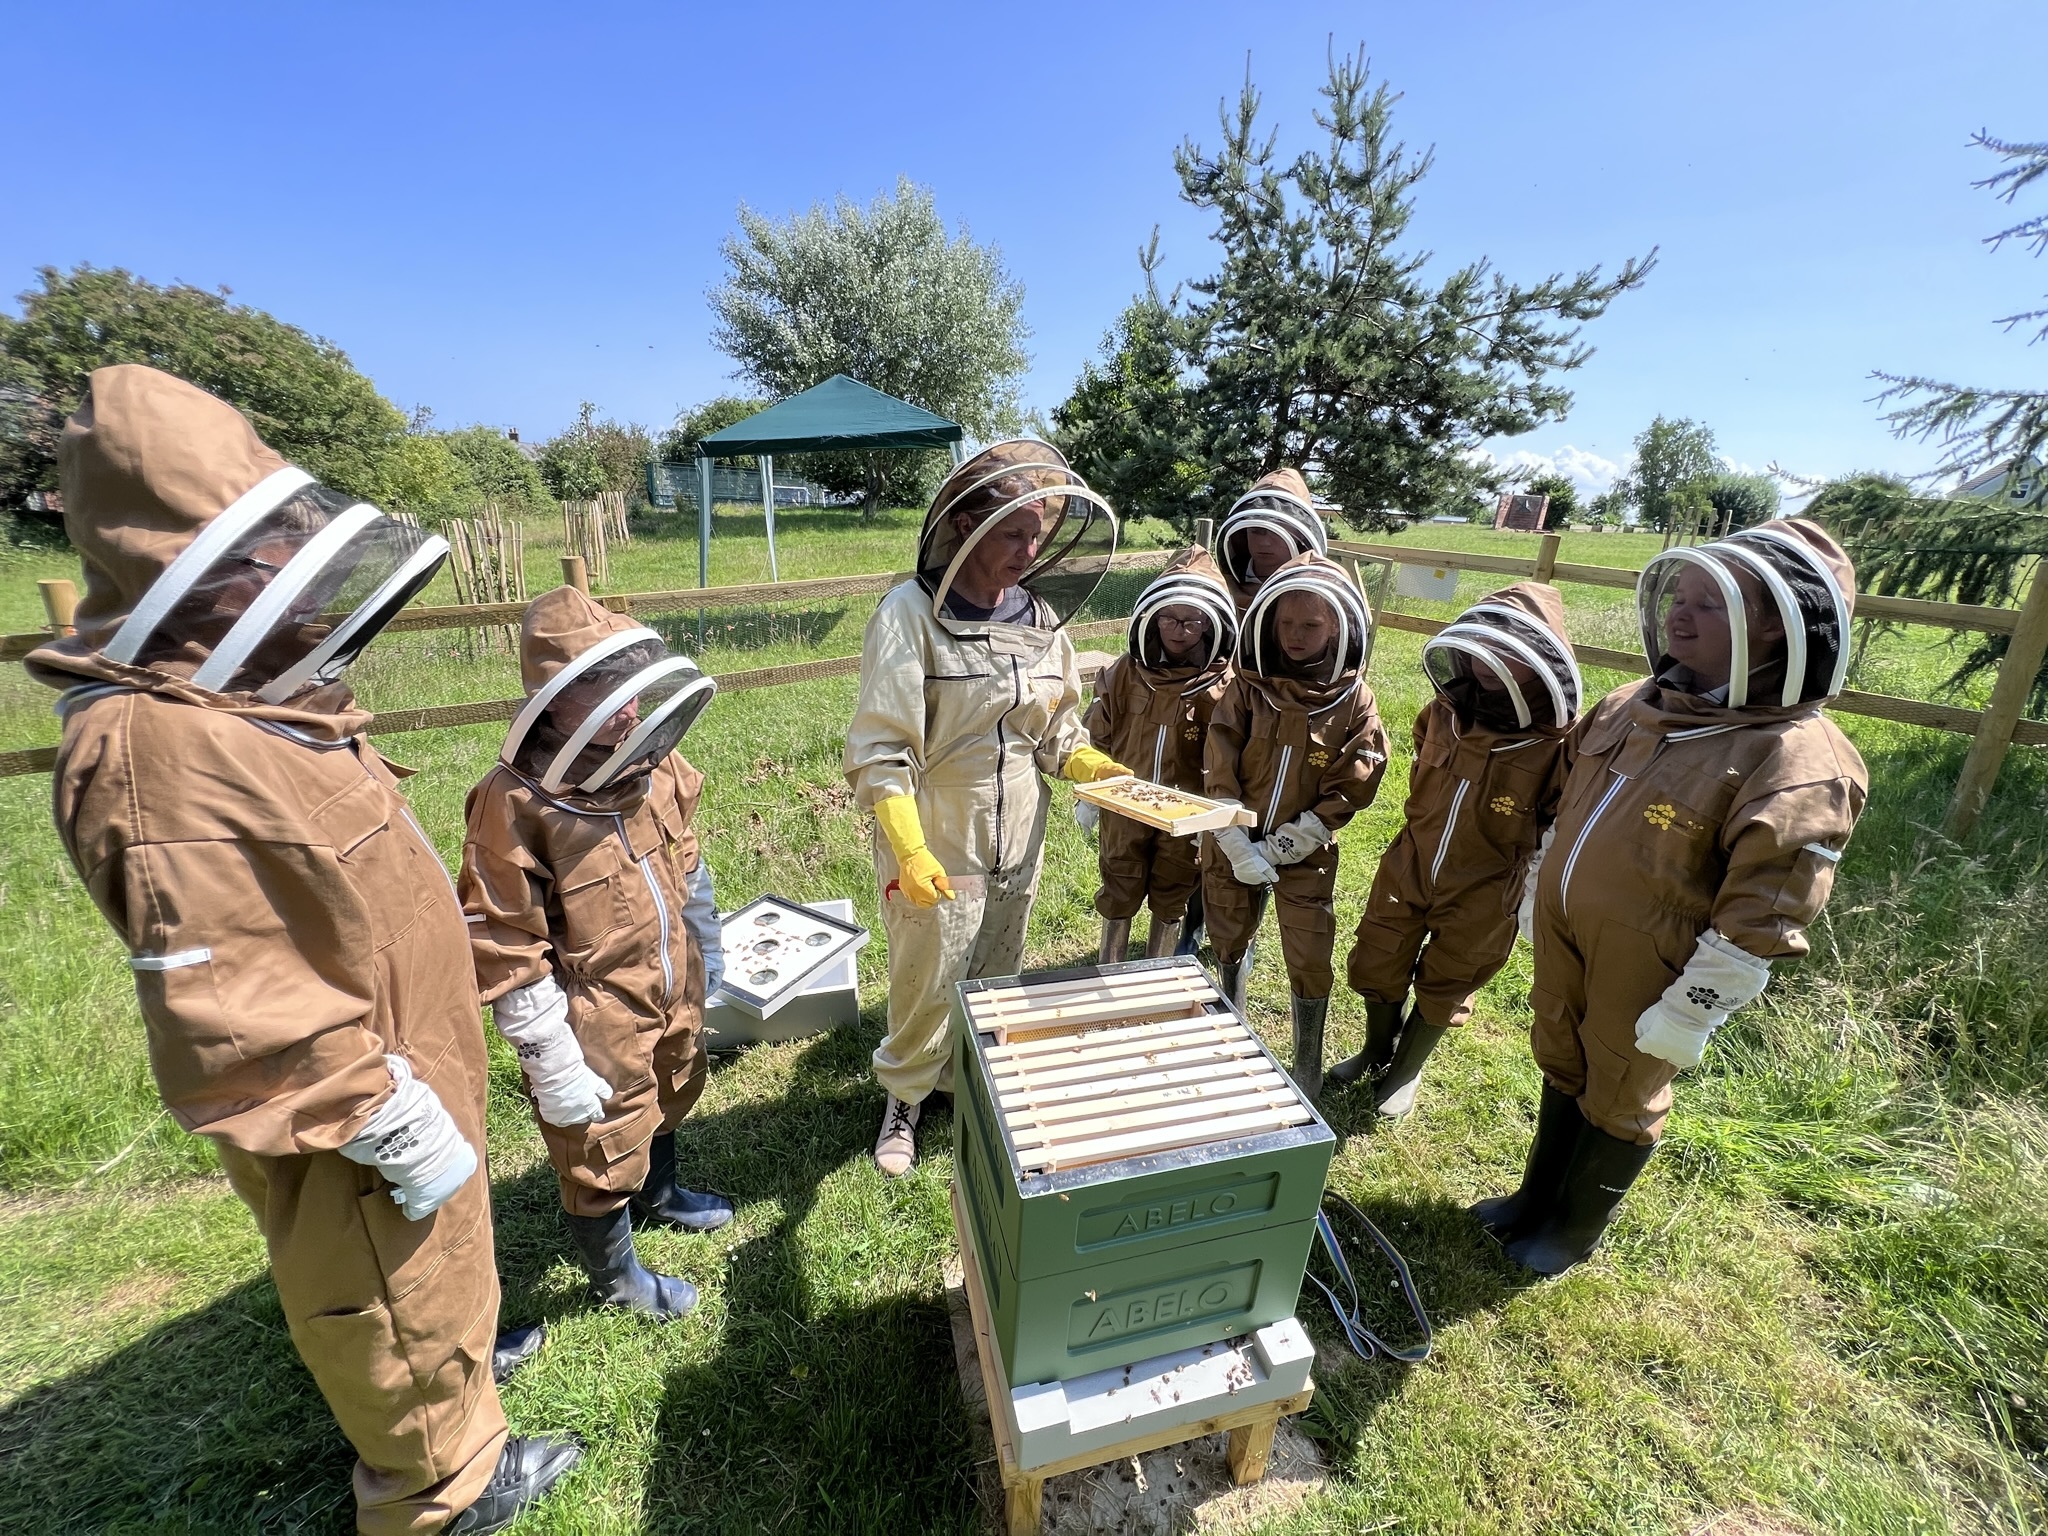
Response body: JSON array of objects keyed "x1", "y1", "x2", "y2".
[
  {"x1": 962, "y1": 957, "x2": 1316, "y2": 1175},
  {"x1": 1072, "y1": 775, "x2": 1256, "y2": 836}
]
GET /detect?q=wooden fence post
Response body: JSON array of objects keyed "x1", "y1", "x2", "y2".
[
  {"x1": 1944, "y1": 557, "x2": 2048, "y2": 839},
  {"x1": 1533, "y1": 532, "x2": 1561, "y2": 584},
  {"x1": 38, "y1": 579, "x2": 78, "y2": 636},
  {"x1": 561, "y1": 554, "x2": 589, "y2": 594}
]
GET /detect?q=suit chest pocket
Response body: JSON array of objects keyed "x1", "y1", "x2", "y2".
[
  {"x1": 552, "y1": 839, "x2": 632, "y2": 961},
  {"x1": 1626, "y1": 764, "x2": 1736, "y2": 899},
  {"x1": 309, "y1": 772, "x2": 417, "y2": 951}
]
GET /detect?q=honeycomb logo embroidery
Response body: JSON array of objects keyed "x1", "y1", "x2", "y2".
[
  {"x1": 1307, "y1": 749, "x2": 1331, "y2": 767},
  {"x1": 1686, "y1": 984, "x2": 1732, "y2": 1009},
  {"x1": 1490, "y1": 794, "x2": 1518, "y2": 815},
  {"x1": 1184, "y1": 726, "x2": 1200, "y2": 741},
  {"x1": 1644, "y1": 802, "x2": 1676, "y2": 829}
]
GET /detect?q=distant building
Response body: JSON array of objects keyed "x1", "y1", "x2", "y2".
[{"x1": 1494, "y1": 491, "x2": 1549, "y2": 531}]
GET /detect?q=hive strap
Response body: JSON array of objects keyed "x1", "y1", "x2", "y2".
[{"x1": 1303, "y1": 1191, "x2": 1433, "y2": 1365}]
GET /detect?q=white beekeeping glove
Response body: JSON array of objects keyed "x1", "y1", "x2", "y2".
[
  {"x1": 494, "y1": 974, "x2": 613, "y2": 1126},
  {"x1": 1213, "y1": 824, "x2": 1279, "y2": 887},
  {"x1": 1518, "y1": 825, "x2": 1556, "y2": 944},
  {"x1": 338, "y1": 1055, "x2": 480, "y2": 1220},
  {"x1": 1073, "y1": 798, "x2": 1100, "y2": 836},
  {"x1": 682, "y1": 859, "x2": 725, "y2": 998},
  {"x1": 1635, "y1": 929, "x2": 1772, "y2": 1068},
  {"x1": 1257, "y1": 810, "x2": 1331, "y2": 868}
]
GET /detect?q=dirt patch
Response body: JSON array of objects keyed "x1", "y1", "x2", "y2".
[
  {"x1": 1687, "y1": 1512, "x2": 1816, "y2": 1536},
  {"x1": 99, "y1": 1272, "x2": 182, "y2": 1314},
  {"x1": 945, "y1": 1256, "x2": 1330, "y2": 1535}
]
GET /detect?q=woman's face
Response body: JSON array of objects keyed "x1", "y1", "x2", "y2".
[
  {"x1": 1663, "y1": 564, "x2": 1783, "y2": 690},
  {"x1": 1274, "y1": 592, "x2": 1336, "y2": 663},
  {"x1": 1243, "y1": 528, "x2": 1296, "y2": 581},
  {"x1": 1153, "y1": 603, "x2": 1212, "y2": 662},
  {"x1": 954, "y1": 504, "x2": 1045, "y2": 597}
]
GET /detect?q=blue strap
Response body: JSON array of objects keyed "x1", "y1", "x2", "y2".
[{"x1": 1303, "y1": 1192, "x2": 1433, "y2": 1365}]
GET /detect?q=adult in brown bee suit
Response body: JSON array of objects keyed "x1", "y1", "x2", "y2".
[
  {"x1": 846, "y1": 439, "x2": 1128, "y2": 1176},
  {"x1": 1212, "y1": 468, "x2": 1329, "y2": 613},
  {"x1": 460, "y1": 587, "x2": 731, "y2": 1321},
  {"x1": 1203, "y1": 555, "x2": 1389, "y2": 1099},
  {"x1": 30, "y1": 366, "x2": 579, "y2": 1535},
  {"x1": 1330, "y1": 583, "x2": 1581, "y2": 1116},
  {"x1": 1475, "y1": 519, "x2": 1867, "y2": 1275},
  {"x1": 1078, "y1": 549, "x2": 1238, "y2": 963}
]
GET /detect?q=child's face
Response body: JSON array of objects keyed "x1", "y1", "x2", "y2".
[
  {"x1": 1664, "y1": 565, "x2": 1784, "y2": 690},
  {"x1": 557, "y1": 681, "x2": 641, "y2": 747},
  {"x1": 1274, "y1": 592, "x2": 1335, "y2": 663},
  {"x1": 1476, "y1": 653, "x2": 1540, "y2": 696},
  {"x1": 1244, "y1": 528, "x2": 1295, "y2": 580},
  {"x1": 1153, "y1": 603, "x2": 1212, "y2": 661}
]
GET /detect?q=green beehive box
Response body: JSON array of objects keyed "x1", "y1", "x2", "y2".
[{"x1": 952, "y1": 957, "x2": 1335, "y2": 1387}]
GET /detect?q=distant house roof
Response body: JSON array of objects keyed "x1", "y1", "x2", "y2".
[{"x1": 696, "y1": 375, "x2": 963, "y2": 457}]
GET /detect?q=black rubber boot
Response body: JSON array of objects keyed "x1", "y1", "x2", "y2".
[
  {"x1": 1470, "y1": 1083, "x2": 1584, "y2": 1242},
  {"x1": 1372, "y1": 1010, "x2": 1448, "y2": 1119},
  {"x1": 1289, "y1": 994, "x2": 1329, "y2": 1100},
  {"x1": 1098, "y1": 917, "x2": 1132, "y2": 965},
  {"x1": 1144, "y1": 916, "x2": 1182, "y2": 959},
  {"x1": 631, "y1": 1132, "x2": 735, "y2": 1232},
  {"x1": 564, "y1": 1207, "x2": 698, "y2": 1320},
  {"x1": 490, "y1": 1322, "x2": 546, "y2": 1385},
  {"x1": 1326, "y1": 999, "x2": 1405, "y2": 1086},
  {"x1": 1504, "y1": 1122, "x2": 1656, "y2": 1277},
  {"x1": 448, "y1": 1434, "x2": 584, "y2": 1534}
]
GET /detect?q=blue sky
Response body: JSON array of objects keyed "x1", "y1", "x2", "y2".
[{"x1": 7, "y1": 1, "x2": 2042, "y2": 497}]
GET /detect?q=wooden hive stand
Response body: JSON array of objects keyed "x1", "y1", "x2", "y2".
[{"x1": 952, "y1": 1185, "x2": 1312, "y2": 1536}]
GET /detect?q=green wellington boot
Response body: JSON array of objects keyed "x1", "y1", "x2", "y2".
[
  {"x1": 1289, "y1": 994, "x2": 1329, "y2": 1100},
  {"x1": 1326, "y1": 998, "x2": 1405, "y2": 1086},
  {"x1": 1372, "y1": 1008, "x2": 1449, "y2": 1118}
]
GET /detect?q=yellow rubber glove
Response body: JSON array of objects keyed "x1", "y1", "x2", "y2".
[
  {"x1": 873, "y1": 794, "x2": 954, "y2": 908},
  {"x1": 1061, "y1": 746, "x2": 1132, "y2": 783}
]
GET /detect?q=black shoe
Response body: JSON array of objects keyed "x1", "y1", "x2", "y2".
[
  {"x1": 1289, "y1": 994, "x2": 1328, "y2": 1100},
  {"x1": 1471, "y1": 1083, "x2": 1584, "y2": 1242},
  {"x1": 490, "y1": 1322, "x2": 546, "y2": 1385},
  {"x1": 1504, "y1": 1122, "x2": 1656, "y2": 1277},
  {"x1": 448, "y1": 1434, "x2": 583, "y2": 1534},
  {"x1": 564, "y1": 1207, "x2": 698, "y2": 1320},
  {"x1": 1372, "y1": 1010, "x2": 1448, "y2": 1119},
  {"x1": 1327, "y1": 999, "x2": 1405, "y2": 1086},
  {"x1": 630, "y1": 1132, "x2": 735, "y2": 1232}
]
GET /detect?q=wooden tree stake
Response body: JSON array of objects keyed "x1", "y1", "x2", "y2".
[
  {"x1": 561, "y1": 554, "x2": 589, "y2": 594},
  {"x1": 38, "y1": 579, "x2": 78, "y2": 636}
]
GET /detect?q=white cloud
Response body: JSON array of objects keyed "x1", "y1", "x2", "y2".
[{"x1": 1482, "y1": 444, "x2": 1624, "y2": 499}]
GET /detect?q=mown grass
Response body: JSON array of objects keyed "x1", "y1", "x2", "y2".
[{"x1": 0, "y1": 515, "x2": 2044, "y2": 1533}]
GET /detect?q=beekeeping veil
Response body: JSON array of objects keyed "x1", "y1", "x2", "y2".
[
  {"x1": 1423, "y1": 582, "x2": 1582, "y2": 733},
  {"x1": 1215, "y1": 468, "x2": 1328, "y2": 606},
  {"x1": 1125, "y1": 549, "x2": 1238, "y2": 674},
  {"x1": 61, "y1": 365, "x2": 448, "y2": 704},
  {"x1": 917, "y1": 439, "x2": 1118, "y2": 634},
  {"x1": 504, "y1": 586, "x2": 716, "y2": 796},
  {"x1": 1240, "y1": 555, "x2": 1372, "y2": 694},
  {"x1": 1636, "y1": 518, "x2": 1854, "y2": 709}
]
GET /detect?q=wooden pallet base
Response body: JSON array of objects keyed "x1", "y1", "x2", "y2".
[{"x1": 951, "y1": 1184, "x2": 1313, "y2": 1536}]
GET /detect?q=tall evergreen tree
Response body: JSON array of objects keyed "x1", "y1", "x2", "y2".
[{"x1": 1059, "y1": 47, "x2": 1652, "y2": 531}]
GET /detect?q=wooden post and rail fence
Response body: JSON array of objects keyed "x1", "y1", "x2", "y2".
[{"x1": 8, "y1": 535, "x2": 2047, "y2": 839}]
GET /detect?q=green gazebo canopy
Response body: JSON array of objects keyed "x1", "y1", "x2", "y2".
[{"x1": 698, "y1": 375, "x2": 963, "y2": 456}]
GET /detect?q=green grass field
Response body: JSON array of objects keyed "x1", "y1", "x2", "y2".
[{"x1": 0, "y1": 511, "x2": 2043, "y2": 1534}]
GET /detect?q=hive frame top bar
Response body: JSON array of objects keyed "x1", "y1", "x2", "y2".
[
  {"x1": 715, "y1": 893, "x2": 870, "y2": 1019},
  {"x1": 1072, "y1": 776, "x2": 1257, "y2": 836},
  {"x1": 957, "y1": 958, "x2": 1334, "y2": 1181}
]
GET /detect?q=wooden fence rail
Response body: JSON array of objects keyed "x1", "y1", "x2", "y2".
[{"x1": 7, "y1": 536, "x2": 2045, "y2": 835}]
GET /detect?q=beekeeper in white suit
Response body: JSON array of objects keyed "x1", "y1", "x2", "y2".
[{"x1": 845, "y1": 440, "x2": 1128, "y2": 1175}]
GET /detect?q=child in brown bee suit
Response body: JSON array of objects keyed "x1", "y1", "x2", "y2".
[
  {"x1": 1079, "y1": 550, "x2": 1239, "y2": 962},
  {"x1": 1474, "y1": 520, "x2": 1868, "y2": 1275},
  {"x1": 1330, "y1": 583, "x2": 1581, "y2": 1117},
  {"x1": 460, "y1": 587, "x2": 733, "y2": 1323},
  {"x1": 1213, "y1": 468, "x2": 1329, "y2": 613},
  {"x1": 1203, "y1": 555, "x2": 1389, "y2": 1098}
]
